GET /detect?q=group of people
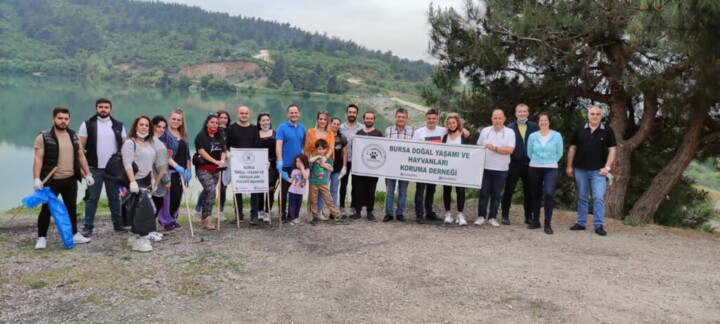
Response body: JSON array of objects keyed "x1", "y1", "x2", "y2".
[{"x1": 31, "y1": 99, "x2": 616, "y2": 252}]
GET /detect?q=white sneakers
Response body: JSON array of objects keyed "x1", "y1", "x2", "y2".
[
  {"x1": 318, "y1": 211, "x2": 329, "y2": 221},
  {"x1": 259, "y1": 211, "x2": 268, "y2": 222},
  {"x1": 147, "y1": 232, "x2": 163, "y2": 242},
  {"x1": 488, "y1": 218, "x2": 500, "y2": 227},
  {"x1": 35, "y1": 237, "x2": 47, "y2": 250},
  {"x1": 127, "y1": 233, "x2": 138, "y2": 246},
  {"x1": 133, "y1": 236, "x2": 153, "y2": 252},
  {"x1": 72, "y1": 233, "x2": 91, "y2": 244},
  {"x1": 457, "y1": 213, "x2": 467, "y2": 226},
  {"x1": 475, "y1": 217, "x2": 486, "y2": 226},
  {"x1": 444, "y1": 212, "x2": 454, "y2": 224},
  {"x1": 290, "y1": 218, "x2": 300, "y2": 225}
]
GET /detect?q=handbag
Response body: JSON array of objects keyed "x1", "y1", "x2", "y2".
[
  {"x1": 103, "y1": 140, "x2": 138, "y2": 187},
  {"x1": 192, "y1": 152, "x2": 206, "y2": 166}
]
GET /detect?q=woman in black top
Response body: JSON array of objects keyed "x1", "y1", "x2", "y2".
[
  {"x1": 163, "y1": 108, "x2": 191, "y2": 231},
  {"x1": 326, "y1": 117, "x2": 347, "y2": 213},
  {"x1": 194, "y1": 113, "x2": 226, "y2": 230},
  {"x1": 196, "y1": 110, "x2": 231, "y2": 214},
  {"x1": 441, "y1": 113, "x2": 471, "y2": 226},
  {"x1": 257, "y1": 113, "x2": 278, "y2": 221}
]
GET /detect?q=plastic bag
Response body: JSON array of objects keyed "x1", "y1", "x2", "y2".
[
  {"x1": 22, "y1": 187, "x2": 74, "y2": 249},
  {"x1": 122, "y1": 189, "x2": 157, "y2": 236}
]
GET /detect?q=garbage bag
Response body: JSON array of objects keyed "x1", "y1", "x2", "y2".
[
  {"x1": 22, "y1": 187, "x2": 74, "y2": 250},
  {"x1": 122, "y1": 189, "x2": 157, "y2": 236}
]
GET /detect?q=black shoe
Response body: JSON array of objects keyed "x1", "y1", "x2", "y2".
[
  {"x1": 544, "y1": 225, "x2": 554, "y2": 235},
  {"x1": 113, "y1": 226, "x2": 129, "y2": 232},
  {"x1": 350, "y1": 212, "x2": 362, "y2": 220},
  {"x1": 311, "y1": 218, "x2": 319, "y2": 226},
  {"x1": 425, "y1": 212, "x2": 440, "y2": 221},
  {"x1": 415, "y1": 217, "x2": 425, "y2": 224},
  {"x1": 569, "y1": 223, "x2": 586, "y2": 231},
  {"x1": 367, "y1": 213, "x2": 376, "y2": 221},
  {"x1": 524, "y1": 218, "x2": 531, "y2": 225},
  {"x1": 595, "y1": 226, "x2": 607, "y2": 236},
  {"x1": 81, "y1": 228, "x2": 93, "y2": 237},
  {"x1": 501, "y1": 217, "x2": 511, "y2": 225},
  {"x1": 382, "y1": 215, "x2": 394, "y2": 222},
  {"x1": 249, "y1": 217, "x2": 258, "y2": 226},
  {"x1": 527, "y1": 222, "x2": 541, "y2": 229},
  {"x1": 229, "y1": 218, "x2": 239, "y2": 225},
  {"x1": 396, "y1": 215, "x2": 406, "y2": 222}
]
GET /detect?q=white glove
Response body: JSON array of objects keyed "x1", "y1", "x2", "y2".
[
  {"x1": 129, "y1": 181, "x2": 139, "y2": 193},
  {"x1": 33, "y1": 178, "x2": 43, "y2": 190},
  {"x1": 339, "y1": 167, "x2": 347, "y2": 179},
  {"x1": 85, "y1": 175, "x2": 95, "y2": 186}
]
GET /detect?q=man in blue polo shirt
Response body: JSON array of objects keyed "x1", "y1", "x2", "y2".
[
  {"x1": 566, "y1": 106, "x2": 616, "y2": 236},
  {"x1": 275, "y1": 104, "x2": 306, "y2": 221}
]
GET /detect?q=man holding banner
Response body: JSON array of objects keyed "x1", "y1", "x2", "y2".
[
  {"x1": 226, "y1": 106, "x2": 261, "y2": 225},
  {"x1": 475, "y1": 109, "x2": 516, "y2": 227},
  {"x1": 412, "y1": 109, "x2": 445, "y2": 223},
  {"x1": 350, "y1": 111, "x2": 383, "y2": 221}
]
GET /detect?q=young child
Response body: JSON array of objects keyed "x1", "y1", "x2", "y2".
[
  {"x1": 308, "y1": 139, "x2": 342, "y2": 225},
  {"x1": 288, "y1": 154, "x2": 310, "y2": 225}
]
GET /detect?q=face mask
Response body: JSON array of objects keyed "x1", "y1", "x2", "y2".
[
  {"x1": 208, "y1": 128, "x2": 218, "y2": 135},
  {"x1": 137, "y1": 132, "x2": 149, "y2": 138},
  {"x1": 518, "y1": 118, "x2": 528, "y2": 124},
  {"x1": 260, "y1": 125, "x2": 271, "y2": 131}
]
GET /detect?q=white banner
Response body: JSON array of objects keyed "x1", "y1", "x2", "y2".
[
  {"x1": 351, "y1": 136, "x2": 486, "y2": 189},
  {"x1": 229, "y1": 148, "x2": 269, "y2": 193}
]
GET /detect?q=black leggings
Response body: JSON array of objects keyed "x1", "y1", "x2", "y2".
[
  {"x1": 38, "y1": 177, "x2": 78, "y2": 237},
  {"x1": 169, "y1": 172, "x2": 182, "y2": 217},
  {"x1": 443, "y1": 185, "x2": 466, "y2": 212},
  {"x1": 339, "y1": 161, "x2": 353, "y2": 208}
]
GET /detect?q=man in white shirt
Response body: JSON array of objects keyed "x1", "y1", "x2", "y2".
[
  {"x1": 339, "y1": 104, "x2": 361, "y2": 215},
  {"x1": 412, "y1": 109, "x2": 445, "y2": 223},
  {"x1": 79, "y1": 98, "x2": 127, "y2": 236},
  {"x1": 475, "y1": 109, "x2": 516, "y2": 227}
]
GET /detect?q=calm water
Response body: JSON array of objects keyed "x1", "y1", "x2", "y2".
[{"x1": 0, "y1": 78, "x2": 387, "y2": 210}]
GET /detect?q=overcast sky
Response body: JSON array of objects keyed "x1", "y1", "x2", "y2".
[{"x1": 160, "y1": 0, "x2": 462, "y2": 62}]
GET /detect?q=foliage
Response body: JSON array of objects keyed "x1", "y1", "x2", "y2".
[
  {"x1": 700, "y1": 224, "x2": 716, "y2": 234},
  {"x1": 0, "y1": 0, "x2": 433, "y2": 94}
]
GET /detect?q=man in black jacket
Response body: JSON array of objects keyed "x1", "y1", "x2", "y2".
[
  {"x1": 80, "y1": 98, "x2": 127, "y2": 236},
  {"x1": 500, "y1": 103, "x2": 539, "y2": 225},
  {"x1": 33, "y1": 107, "x2": 94, "y2": 249}
]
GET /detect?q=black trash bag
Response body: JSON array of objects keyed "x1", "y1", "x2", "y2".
[{"x1": 122, "y1": 190, "x2": 157, "y2": 236}]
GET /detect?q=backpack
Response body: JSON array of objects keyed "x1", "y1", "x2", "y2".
[{"x1": 103, "y1": 140, "x2": 139, "y2": 187}]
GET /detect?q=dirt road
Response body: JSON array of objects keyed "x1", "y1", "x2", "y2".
[{"x1": 1, "y1": 207, "x2": 718, "y2": 323}]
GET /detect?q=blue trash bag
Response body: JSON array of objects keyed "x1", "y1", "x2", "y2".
[{"x1": 22, "y1": 187, "x2": 75, "y2": 250}]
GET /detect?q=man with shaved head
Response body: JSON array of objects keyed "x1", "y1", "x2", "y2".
[
  {"x1": 226, "y1": 106, "x2": 262, "y2": 225},
  {"x1": 566, "y1": 106, "x2": 616, "y2": 236}
]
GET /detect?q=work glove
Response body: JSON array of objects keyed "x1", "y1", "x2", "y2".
[
  {"x1": 85, "y1": 175, "x2": 95, "y2": 186},
  {"x1": 184, "y1": 169, "x2": 192, "y2": 184},
  {"x1": 281, "y1": 171, "x2": 290, "y2": 182},
  {"x1": 339, "y1": 167, "x2": 347, "y2": 179},
  {"x1": 33, "y1": 178, "x2": 43, "y2": 190},
  {"x1": 173, "y1": 165, "x2": 186, "y2": 175},
  {"x1": 129, "y1": 181, "x2": 139, "y2": 193},
  {"x1": 276, "y1": 160, "x2": 283, "y2": 174}
]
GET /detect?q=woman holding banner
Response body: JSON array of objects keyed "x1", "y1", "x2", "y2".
[
  {"x1": 257, "y1": 113, "x2": 278, "y2": 222},
  {"x1": 305, "y1": 111, "x2": 335, "y2": 219},
  {"x1": 441, "y1": 113, "x2": 471, "y2": 226}
]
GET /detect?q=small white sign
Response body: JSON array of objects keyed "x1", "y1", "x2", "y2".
[{"x1": 229, "y1": 148, "x2": 269, "y2": 193}]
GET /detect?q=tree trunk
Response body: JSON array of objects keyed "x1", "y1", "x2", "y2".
[{"x1": 628, "y1": 103, "x2": 710, "y2": 222}]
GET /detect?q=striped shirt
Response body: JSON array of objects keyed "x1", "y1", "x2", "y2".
[{"x1": 384, "y1": 125, "x2": 415, "y2": 140}]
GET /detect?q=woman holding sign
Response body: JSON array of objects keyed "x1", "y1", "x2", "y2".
[{"x1": 441, "y1": 113, "x2": 471, "y2": 226}]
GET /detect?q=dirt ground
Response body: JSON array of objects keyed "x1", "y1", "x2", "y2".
[{"x1": 1, "y1": 204, "x2": 719, "y2": 323}]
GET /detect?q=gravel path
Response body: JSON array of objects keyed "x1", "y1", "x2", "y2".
[{"x1": 1, "y1": 205, "x2": 719, "y2": 323}]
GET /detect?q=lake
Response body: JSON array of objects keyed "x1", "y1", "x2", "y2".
[{"x1": 0, "y1": 78, "x2": 389, "y2": 210}]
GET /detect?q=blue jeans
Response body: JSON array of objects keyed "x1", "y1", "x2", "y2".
[
  {"x1": 529, "y1": 167, "x2": 558, "y2": 224},
  {"x1": 83, "y1": 168, "x2": 122, "y2": 230},
  {"x1": 478, "y1": 169, "x2": 508, "y2": 219},
  {"x1": 385, "y1": 178, "x2": 409, "y2": 216},
  {"x1": 320, "y1": 172, "x2": 342, "y2": 212},
  {"x1": 574, "y1": 168, "x2": 607, "y2": 229}
]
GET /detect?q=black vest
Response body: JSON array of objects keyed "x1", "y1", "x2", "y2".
[
  {"x1": 40, "y1": 128, "x2": 82, "y2": 181},
  {"x1": 84, "y1": 115, "x2": 123, "y2": 168}
]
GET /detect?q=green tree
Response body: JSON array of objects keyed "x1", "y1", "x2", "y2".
[
  {"x1": 279, "y1": 79, "x2": 294, "y2": 95},
  {"x1": 427, "y1": 0, "x2": 720, "y2": 222}
]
